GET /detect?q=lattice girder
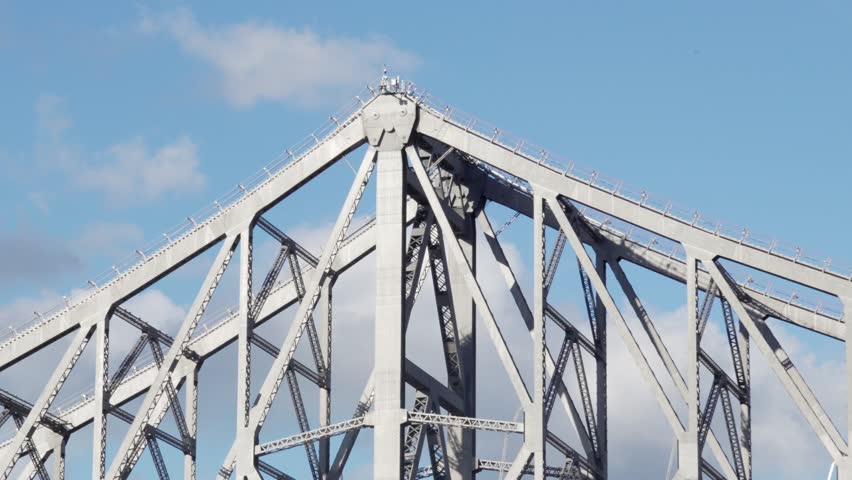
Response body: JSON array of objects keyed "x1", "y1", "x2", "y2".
[{"x1": 1, "y1": 78, "x2": 849, "y2": 480}]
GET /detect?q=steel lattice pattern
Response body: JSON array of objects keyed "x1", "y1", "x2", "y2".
[{"x1": 0, "y1": 75, "x2": 849, "y2": 480}]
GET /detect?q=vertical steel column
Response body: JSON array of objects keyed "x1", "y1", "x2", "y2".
[
  {"x1": 52, "y1": 436, "x2": 66, "y2": 480},
  {"x1": 531, "y1": 191, "x2": 546, "y2": 479},
  {"x1": 842, "y1": 300, "x2": 852, "y2": 480},
  {"x1": 185, "y1": 364, "x2": 199, "y2": 480},
  {"x1": 737, "y1": 321, "x2": 751, "y2": 480},
  {"x1": 477, "y1": 209, "x2": 594, "y2": 458},
  {"x1": 216, "y1": 150, "x2": 375, "y2": 478},
  {"x1": 446, "y1": 207, "x2": 476, "y2": 480},
  {"x1": 93, "y1": 315, "x2": 109, "y2": 479},
  {"x1": 676, "y1": 255, "x2": 700, "y2": 480},
  {"x1": 706, "y1": 260, "x2": 845, "y2": 464},
  {"x1": 236, "y1": 227, "x2": 256, "y2": 479},
  {"x1": 373, "y1": 149, "x2": 407, "y2": 479},
  {"x1": 594, "y1": 253, "x2": 608, "y2": 478},
  {"x1": 319, "y1": 283, "x2": 333, "y2": 479}
]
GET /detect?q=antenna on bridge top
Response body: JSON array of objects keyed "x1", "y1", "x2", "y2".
[{"x1": 379, "y1": 65, "x2": 402, "y2": 93}]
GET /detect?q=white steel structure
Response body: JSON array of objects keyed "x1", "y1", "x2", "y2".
[{"x1": 0, "y1": 74, "x2": 850, "y2": 480}]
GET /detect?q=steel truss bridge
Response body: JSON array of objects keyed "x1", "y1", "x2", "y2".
[{"x1": 0, "y1": 75, "x2": 850, "y2": 480}]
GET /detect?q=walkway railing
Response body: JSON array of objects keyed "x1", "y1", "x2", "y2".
[
  {"x1": 2, "y1": 77, "x2": 847, "y2": 351},
  {"x1": 0, "y1": 84, "x2": 380, "y2": 348},
  {"x1": 408, "y1": 83, "x2": 852, "y2": 285},
  {"x1": 465, "y1": 140, "x2": 844, "y2": 320}
]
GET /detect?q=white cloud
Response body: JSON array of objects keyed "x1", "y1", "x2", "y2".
[
  {"x1": 123, "y1": 289, "x2": 187, "y2": 333},
  {"x1": 77, "y1": 135, "x2": 205, "y2": 203},
  {"x1": 30, "y1": 94, "x2": 206, "y2": 205},
  {"x1": 140, "y1": 8, "x2": 420, "y2": 107}
]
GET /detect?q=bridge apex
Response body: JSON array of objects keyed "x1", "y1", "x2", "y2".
[{"x1": 362, "y1": 94, "x2": 417, "y2": 150}]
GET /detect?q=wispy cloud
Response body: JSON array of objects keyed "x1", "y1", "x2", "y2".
[
  {"x1": 139, "y1": 8, "x2": 420, "y2": 107},
  {"x1": 32, "y1": 93, "x2": 206, "y2": 206},
  {"x1": 78, "y1": 135, "x2": 204, "y2": 203}
]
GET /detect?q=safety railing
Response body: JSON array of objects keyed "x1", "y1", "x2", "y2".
[
  {"x1": 0, "y1": 83, "x2": 382, "y2": 348},
  {"x1": 468, "y1": 146, "x2": 844, "y2": 321},
  {"x1": 3, "y1": 75, "x2": 848, "y2": 395},
  {"x1": 407, "y1": 83, "x2": 852, "y2": 287},
  {"x1": 579, "y1": 206, "x2": 844, "y2": 320}
]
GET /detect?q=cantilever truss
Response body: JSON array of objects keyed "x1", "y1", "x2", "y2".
[{"x1": 1, "y1": 77, "x2": 851, "y2": 480}]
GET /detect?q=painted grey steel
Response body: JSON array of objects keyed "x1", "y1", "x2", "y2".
[{"x1": 1, "y1": 74, "x2": 850, "y2": 479}]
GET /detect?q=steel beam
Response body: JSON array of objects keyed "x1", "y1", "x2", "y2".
[
  {"x1": 477, "y1": 172, "x2": 844, "y2": 339},
  {"x1": 433, "y1": 160, "x2": 478, "y2": 480},
  {"x1": 545, "y1": 193, "x2": 684, "y2": 435},
  {"x1": 607, "y1": 257, "x2": 737, "y2": 479},
  {"x1": 593, "y1": 254, "x2": 608, "y2": 476},
  {"x1": 738, "y1": 321, "x2": 752, "y2": 480},
  {"x1": 92, "y1": 316, "x2": 109, "y2": 480},
  {"x1": 423, "y1": 395, "x2": 449, "y2": 480},
  {"x1": 184, "y1": 364, "x2": 198, "y2": 480},
  {"x1": 0, "y1": 324, "x2": 95, "y2": 477},
  {"x1": 3, "y1": 88, "x2": 849, "y2": 480},
  {"x1": 373, "y1": 149, "x2": 407, "y2": 479},
  {"x1": 408, "y1": 146, "x2": 531, "y2": 409},
  {"x1": 218, "y1": 148, "x2": 377, "y2": 478},
  {"x1": 703, "y1": 257, "x2": 847, "y2": 460},
  {"x1": 675, "y1": 256, "x2": 700, "y2": 480},
  {"x1": 504, "y1": 446, "x2": 532, "y2": 480},
  {"x1": 402, "y1": 394, "x2": 429, "y2": 480},
  {"x1": 50, "y1": 435, "x2": 65, "y2": 480},
  {"x1": 105, "y1": 236, "x2": 237, "y2": 480},
  {"x1": 235, "y1": 227, "x2": 255, "y2": 478},
  {"x1": 318, "y1": 283, "x2": 332, "y2": 480},
  {"x1": 0, "y1": 119, "x2": 367, "y2": 372},
  {"x1": 531, "y1": 190, "x2": 546, "y2": 479},
  {"x1": 12, "y1": 432, "x2": 51, "y2": 480},
  {"x1": 575, "y1": 261, "x2": 601, "y2": 461},
  {"x1": 476, "y1": 208, "x2": 595, "y2": 460},
  {"x1": 257, "y1": 417, "x2": 366, "y2": 457},
  {"x1": 328, "y1": 374, "x2": 375, "y2": 480},
  {"x1": 417, "y1": 107, "x2": 850, "y2": 297}
]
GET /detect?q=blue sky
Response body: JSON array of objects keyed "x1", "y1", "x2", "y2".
[{"x1": 1, "y1": 1, "x2": 851, "y2": 479}]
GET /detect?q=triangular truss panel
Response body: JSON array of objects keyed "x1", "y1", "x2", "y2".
[{"x1": 1, "y1": 75, "x2": 850, "y2": 480}]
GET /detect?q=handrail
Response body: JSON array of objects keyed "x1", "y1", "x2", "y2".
[
  {"x1": 0, "y1": 81, "x2": 382, "y2": 348},
  {"x1": 469, "y1": 153, "x2": 844, "y2": 320},
  {"x1": 3, "y1": 77, "x2": 848, "y2": 356},
  {"x1": 407, "y1": 83, "x2": 852, "y2": 286}
]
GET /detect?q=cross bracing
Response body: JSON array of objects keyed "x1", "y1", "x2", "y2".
[{"x1": 0, "y1": 74, "x2": 850, "y2": 480}]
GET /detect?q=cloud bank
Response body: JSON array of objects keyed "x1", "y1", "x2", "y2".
[
  {"x1": 140, "y1": 8, "x2": 420, "y2": 107},
  {"x1": 34, "y1": 93, "x2": 205, "y2": 206}
]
